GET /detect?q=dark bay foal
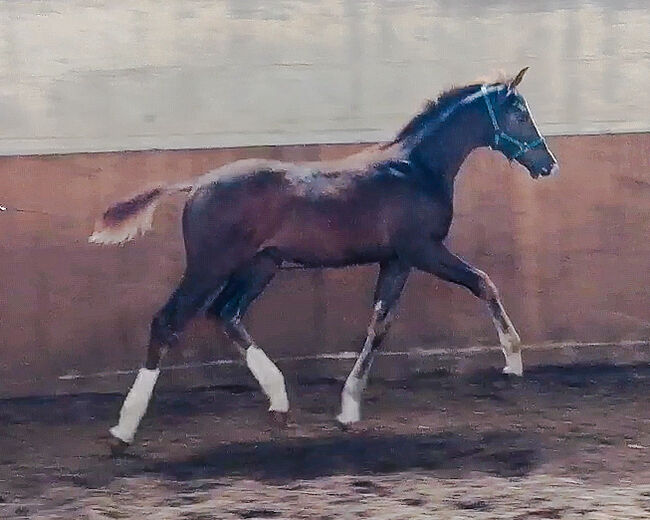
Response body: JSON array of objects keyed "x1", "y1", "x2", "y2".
[{"x1": 90, "y1": 67, "x2": 558, "y2": 452}]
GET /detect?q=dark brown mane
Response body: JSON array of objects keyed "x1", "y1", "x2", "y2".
[
  {"x1": 389, "y1": 84, "x2": 481, "y2": 146},
  {"x1": 386, "y1": 77, "x2": 507, "y2": 148}
]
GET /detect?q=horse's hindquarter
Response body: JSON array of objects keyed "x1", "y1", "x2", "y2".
[{"x1": 181, "y1": 164, "x2": 290, "y2": 269}]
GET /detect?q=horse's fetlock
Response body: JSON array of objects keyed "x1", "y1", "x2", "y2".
[{"x1": 477, "y1": 274, "x2": 498, "y2": 301}]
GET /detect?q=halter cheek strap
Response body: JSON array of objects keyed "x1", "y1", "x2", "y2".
[{"x1": 480, "y1": 85, "x2": 545, "y2": 160}]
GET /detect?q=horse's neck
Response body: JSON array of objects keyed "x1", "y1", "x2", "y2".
[
  {"x1": 410, "y1": 149, "x2": 455, "y2": 203},
  {"x1": 409, "y1": 117, "x2": 488, "y2": 184},
  {"x1": 408, "y1": 142, "x2": 474, "y2": 187}
]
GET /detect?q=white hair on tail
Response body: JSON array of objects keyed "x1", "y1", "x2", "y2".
[
  {"x1": 88, "y1": 201, "x2": 158, "y2": 245},
  {"x1": 88, "y1": 182, "x2": 194, "y2": 246}
]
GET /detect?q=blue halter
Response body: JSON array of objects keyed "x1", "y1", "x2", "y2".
[{"x1": 480, "y1": 85, "x2": 545, "y2": 160}]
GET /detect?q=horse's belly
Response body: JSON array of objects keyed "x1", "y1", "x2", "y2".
[{"x1": 263, "y1": 221, "x2": 391, "y2": 267}]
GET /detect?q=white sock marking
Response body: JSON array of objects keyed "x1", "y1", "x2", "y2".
[
  {"x1": 246, "y1": 345, "x2": 289, "y2": 412},
  {"x1": 109, "y1": 367, "x2": 159, "y2": 444},
  {"x1": 336, "y1": 302, "x2": 386, "y2": 425},
  {"x1": 492, "y1": 313, "x2": 524, "y2": 376},
  {"x1": 502, "y1": 350, "x2": 523, "y2": 376},
  {"x1": 337, "y1": 375, "x2": 364, "y2": 424},
  {"x1": 496, "y1": 326, "x2": 523, "y2": 376},
  {"x1": 496, "y1": 326, "x2": 521, "y2": 349}
]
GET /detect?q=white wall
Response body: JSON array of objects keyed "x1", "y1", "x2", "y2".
[{"x1": 0, "y1": 0, "x2": 648, "y2": 155}]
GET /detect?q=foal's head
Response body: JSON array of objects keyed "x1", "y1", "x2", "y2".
[
  {"x1": 390, "y1": 67, "x2": 558, "y2": 179},
  {"x1": 482, "y1": 67, "x2": 558, "y2": 178}
]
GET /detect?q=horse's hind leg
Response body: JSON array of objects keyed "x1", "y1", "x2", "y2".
[
  {"x1": 337, "y1": 260, "x2": 410, "y2": 425},
  {"x1": 109, "y1": 271, "x2": 225, "y2": 452},
  {"x1": 207, "y1": 249, "x2": 289, "y2": 419}
]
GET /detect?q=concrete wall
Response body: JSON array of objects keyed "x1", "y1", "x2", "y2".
[
  {"x1": 1, "y1": 0, "x2": 649, "y2": 155},
  {"x1": 1, "y1": 133, "x2": 649, "y2": 397}
]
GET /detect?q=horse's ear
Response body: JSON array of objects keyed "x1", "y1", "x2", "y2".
[{"x1": 508, "y1": 67, "x2": 529, "y2": 91}]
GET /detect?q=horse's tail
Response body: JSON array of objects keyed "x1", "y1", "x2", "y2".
[{"x1": 88, "y1": 182, "x2": 194, "y2": 245}]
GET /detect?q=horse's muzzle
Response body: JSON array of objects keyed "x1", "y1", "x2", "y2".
[{"x1": 538, "y1": 163, "x2": 559, "y2": 178}]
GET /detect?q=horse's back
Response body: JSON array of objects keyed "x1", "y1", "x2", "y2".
[
  {"x1": 178, "y1": 142, "x2": 420, "y2": 269},
  {"x1": 192, "y1": 142, "x2": 403, "y2": 194}
]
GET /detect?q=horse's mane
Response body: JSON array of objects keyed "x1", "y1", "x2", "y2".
[{"x1": 387, "y1": 72, "x2": 510, "y2": 147}]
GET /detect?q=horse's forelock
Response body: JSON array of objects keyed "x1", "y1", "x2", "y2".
[{"x1": 472, "y1": 70, "x2": 509, "y2": 87}]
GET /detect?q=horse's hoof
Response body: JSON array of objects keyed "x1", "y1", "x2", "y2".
[
  {"x1": 502, "y1": 366, "x2": 524, "y2": 377},
  {"x1": 269, "y1": 410, "x2": 289, "y2": 427},
  {"x1": 336, "y1": 419, "x2": 351, "y2": 432},
  {"x1": 502, "y1": 352, "x2": 523, "y2": 377},
  {"x1": 108, "y1": 436, "x2": 130, "y2": 457},
  {"x1": 335, "y1": 412, "x2": 361, "y2": 432}
]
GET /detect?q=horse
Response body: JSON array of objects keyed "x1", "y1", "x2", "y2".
[{"x1": 90, "y1": 67, "x2": 558, "y2": 454}]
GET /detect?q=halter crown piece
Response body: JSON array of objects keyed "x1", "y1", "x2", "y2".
[{"x1": 480, "y1": 85, "x2": 545, "y2": 160}]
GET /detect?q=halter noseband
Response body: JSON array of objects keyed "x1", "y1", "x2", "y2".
[{"x1": 480, "y1": 85, "x2": 545, "y2": 160}]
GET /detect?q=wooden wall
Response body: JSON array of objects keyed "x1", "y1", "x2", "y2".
[{"x1": 1, "y1": 133, "x2": 649, "y2": 397}]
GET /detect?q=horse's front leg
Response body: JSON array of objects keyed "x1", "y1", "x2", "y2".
[
  {"x1": 401, "y1": 240, "x2": 523, "y2": 376},
  {"x1": 337, "y1": 260, "x2": 410, "y2": 425}
]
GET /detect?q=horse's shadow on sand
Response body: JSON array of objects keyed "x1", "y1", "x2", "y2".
[{"x1": 142, "y1": 430, "x2": 540, "y2": 483}]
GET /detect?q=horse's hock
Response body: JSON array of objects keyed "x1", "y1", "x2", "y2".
[{"x1": 1, "y1": 133, "x2": 649, "y2": 398}]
